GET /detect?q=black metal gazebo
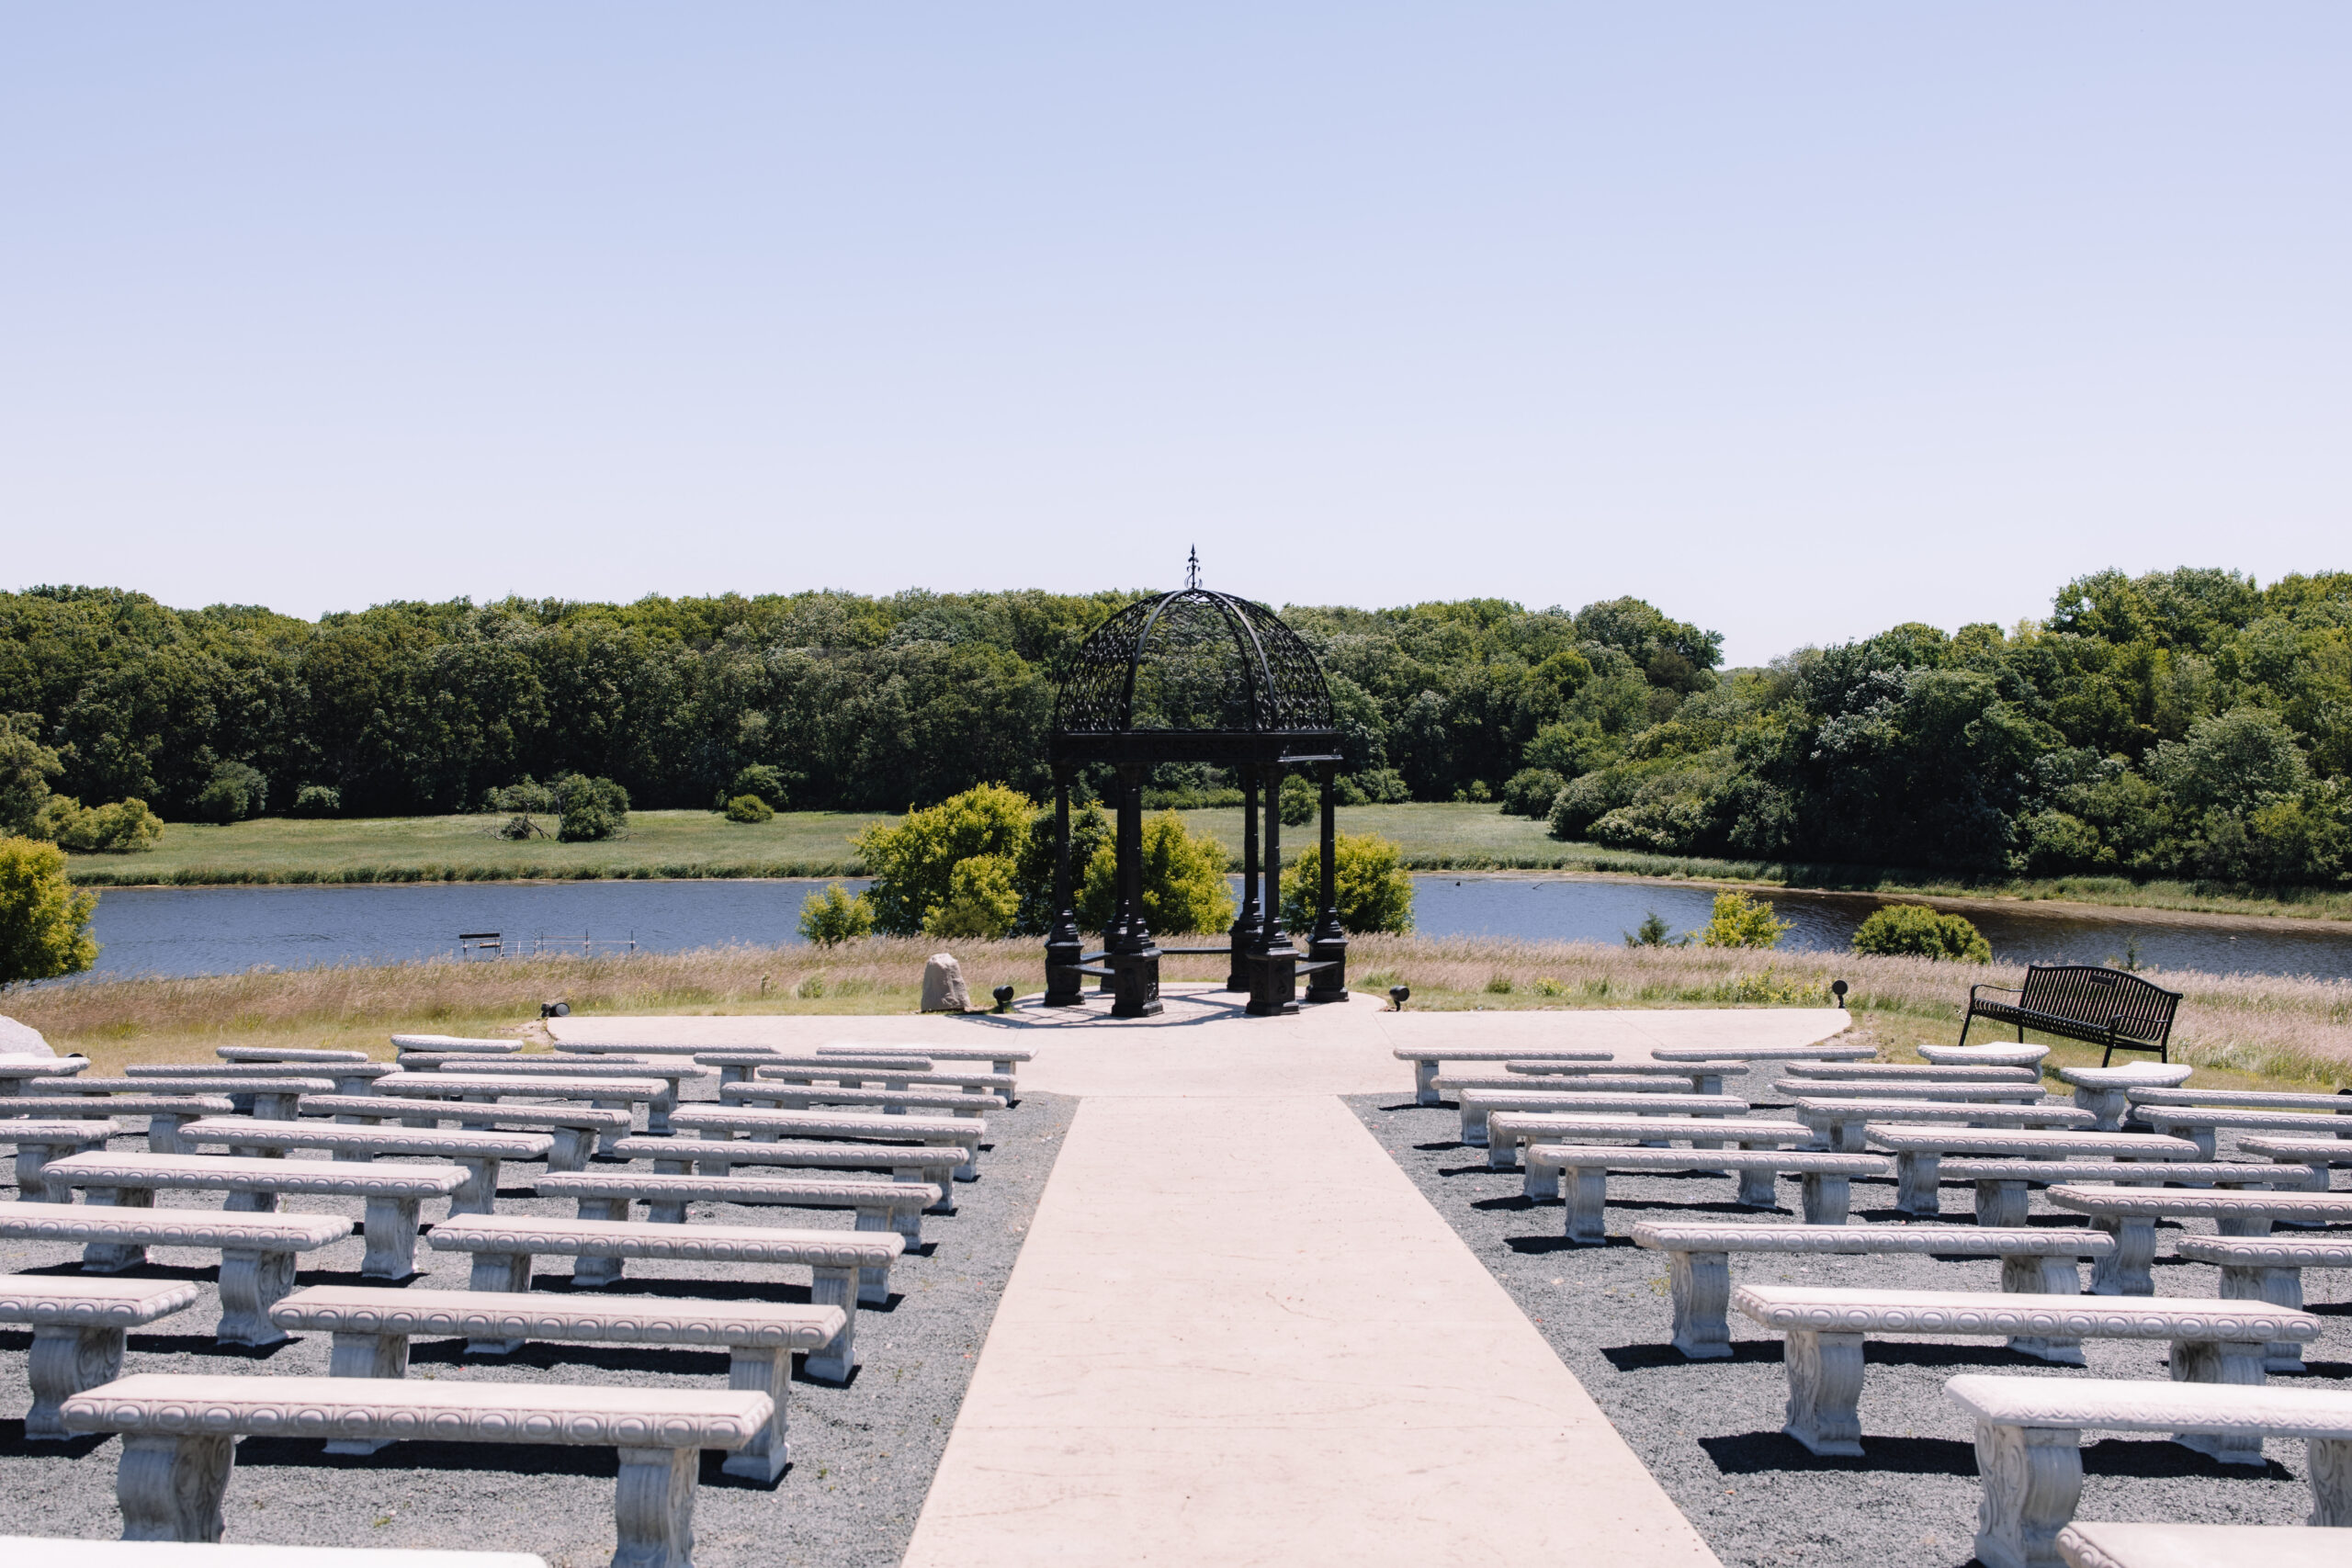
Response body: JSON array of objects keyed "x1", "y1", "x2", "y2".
[{"x1": 1043, "y1": 558, "x2": 1350, "y2": 1018}]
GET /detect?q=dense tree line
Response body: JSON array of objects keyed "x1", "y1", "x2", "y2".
[{"x1": 1, "y1": 568, "x2": 2346, "y2": 884}]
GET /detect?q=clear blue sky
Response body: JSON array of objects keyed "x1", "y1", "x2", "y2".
[{"x1": 5, "y1": 6, "x2": 2346, "y2": 666}]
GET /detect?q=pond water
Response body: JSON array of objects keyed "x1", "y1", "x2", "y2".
[{"x1": 67, "y1": 876, "x2": 2352, "y2": 983}]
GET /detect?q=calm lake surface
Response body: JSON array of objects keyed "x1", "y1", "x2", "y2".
[{"x1": 71, "y1": 876, "x2": 2352, "y2": 983}]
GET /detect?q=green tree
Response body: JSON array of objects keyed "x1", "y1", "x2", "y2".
[
  {"x1": 1278, "y1": 773, "x2": 1317, "y2": 827},
  {"x1": 1698, "y1": 889, "x2": 1787, "y2": 949},
  {"x1": 727, "y1": 763, "x2": 787, "y2": 809},
  {"x1": 0, "y1": 836, "x2": 98, "y2": 985},
  {"x1": 1849, "y1": 904, "x2": 1992, "y2": 962},
  {"x1": 1280, "y1": 831, "x2": 1414, "y2": 933},
  {"x1": 797, "y1": 883, "x2": 876, "y2": 946},
  {"x1": 854, "y1": 783, "x2": 1035, "y2": 936},
  {"x1": 1078, "y1": 810, "x2": 1235, "y2": 935},
  {"x1": 556, "y1": 774, "x2": 630, "y2": 841},
  {"x1": 724, "y1": 794, "x2": 775, "y2": 824},
  {"x1": 926, "y1": 853, "x2": 1022, "y2": 938},
  {"x1": 1012, "y1": 800, "x2": 1110, "y2": 936},
  {"x1": 0, "y1": 715, "x2": 63, "y2": 837},
  {"x1": 38, "y1": 796, "x2": 164, "y2": 853},
  {"x1": 196, "y1": 761, "x2": 267, "y2": 824},
  {"x1": 1500, "y1": 767, "x2": 1566, "y2": 818},
  {"x1": 1623, "y1": 910, "x2": 1686, "y2": 947}
]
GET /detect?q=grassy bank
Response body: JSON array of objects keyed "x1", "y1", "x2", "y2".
[
  {"x1": 12, "y1": 935, "x2": 2347, "y2": 1090},
  {"x1": 63, "y1": 804, "x2": 2352, "y2": 927}
]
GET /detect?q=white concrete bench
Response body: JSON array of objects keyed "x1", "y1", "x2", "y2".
[
  {"x1": 177, "y1": 1117, "x2": 549, "y2": 1215},
  {"x1": 1, "y1": 1094, "x2": 239, "y2": 1156},
  {"x1": 1770, "y1": 1079, "x2": 2049, "y2": 1104},
  {"x1": 1454, "y1": 1088, "x2": 1751, "y2": 1148},
  {"x1": 719, "y1": 1083, "x2": 1007, "y2": 1120},
  {"x1": 1945, "y1": 1372, "x2": 2352, "y2": 1568},
  {"x1": 0, "y1": 1538, "x2": 548, "y2": 1568},
  {"x1": 0, "y1": 1058, "x2": 93, "y2": 1090},
  {"x1": 697, "y1": 1051, "x2": 931, "y2": 1088},
  {"x1": 40, "y1": 1077, "x2": 334, "y2": 1122},
  {"x1": 218, "y1": 1046, "x2": 373, "y2": 1065},
  {"x1": 1430, "y1": 1073, "x2": 1697, "y2": 1100},
  {"x1": 270, "y1": 1284, "x2": 844, "y2": 1480},
  {"x1": 668, "y1": 1105, "x2": 986, "y2": 1180},
  {"x1": 1504, "y1": 1060, "x2": 1749, "y2": 1096},
  {"x1": 754, "y1": 1062, "x2": 1018, "y2": 1098},
  {"x1": 2129, "y1": 1104, "x2": 2352, "y2": 1159},
  {"x1": 1785, "y1": 1061, "x2": 2042, "y2": 1084},
  {"x1": 815, "y1": 1040, "x2": 1034, "y2": 1077},
  {"x1": 401, "y1": 1058, "x2": 713, "y2": 1133},
  {"x1": 1917, "y1": 1043, "x2": 2049, "y2": 1067},
  {"x1": 1862, "y1": 1127, "x2": 2202, "y2": 1219},
  {"x1": 425, "y1": 1213, "x2": 901, "y2": 1381},
  {"x1": 537, "y1": 1169, "x2": 943, "y2": 1246},
  {"x1": 2174, "y1": 1235, "x2": 2352, "y2": 1374},
  {"x1": 1797, "y1": 1098, "x2": 2092, "y2": 1154},
  {"x1": 550, "y1": 1039, "x2": 710, "y2": 1057},
  {"x1": 2047, "y1": 1182, "x2": 2352, "y2": 1295},
  {"x1": 1630, "y1": 1222, "x2": 2115, "y2": 1360},
  {"x1": 2130, "y1": 1087, "x2": 2352, "y2": 1114},
  {"x1": 2055, "y1": 1522, "x2": 2342, "y2": 1568},
  {"x1": 390, "y1": 1033, "x2": 523, "y2": 1055},
  {"x1": 41, "y1": 1152, "x2": 467, "y2": 1279},
  {"x1": 129, "y1": 1062, "x2": 392, "y2": 1098},
  {"x1": 2055, "y1": 1063, "x2": 2194, "y2": 1129},
  {"x1": 62, "y1": 1372, "x2": 767, "y2": 1564},
  {"x1": 1, "y1": 1275, "x2": 201, "y2": 1438},
  {"x1": 1649, "y1": 1042, "x2": 1875, "y2": 1064},
  {"x1": 377, "y1": 1074, "x2": 671, "y2": 1152},
  {"x1": 1938, "y1": 1157, "x2": 2325, "y2": 1230},
  {"x1": 1736, "y1": 1285, "x2": 2319, "y2": 1460},
  {"x1": 299, "y1": 1093, "x2": 629, "y2": 1172},
  {"x1": 610, "y1": 1136, "x2": 962, "y2": 1213},
  {"x1": 0, "y1": 1208, "x2": 353, "y2": 1344},
  {"x1": 2241, "y1": 1134, "x2": 2352, "y2": 1175},
  {"x1": 1390, "y1": 1046, "x2": 1612, "y2": 1105},
  {"x1": 1487, "y1": 1112, "x2": 1811, "y2": 1176},
  {"x1": 1528, "y1": 1145, "x2": 1886, "y2": 1238},
  {"x1": 5, "y1": 1118, "x2": 119, "y2": 1199}
]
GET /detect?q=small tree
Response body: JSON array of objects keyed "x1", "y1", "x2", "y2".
[
  {"x1": 1850, "y1": 904, "x2": 1992, "y2": 963},
  {"x1": 0, "y1": 836, "x2": 98, "y2": 986},
  {"x1": 1079, "y1": 810, "x2": 1235, "y2": 935},
  {"x1": 724, "y1": 794, "x2": 775, "y2": 824},
  {"x1": 1280, "y1": 831, "x2": 1414, "y2": 934},
  {"x1": 797, "y1": 883, "x2": 876, "y2": 946},
  {"x1": 556, "y1": 774, "x2": 630, "y2": 842},
  {"x1": 1012, "y1": 800, "x2": 1111, "y2": 935},
  {"x1": 288, "y1": 784, "x2": 342, "y2": 818},
  {"x1": 1623, "y1": 910, "x2": 1687, "y2": 948},
  {"x1": 854, "y1": 784, "x2": 1035, "y2": 936},
  {"x1": 0, "y1": 714, "x2": 63, "y2": 838},
  {"x1": 1698, "y1": 889, "x2": 1788, "y2": 949},
  {"x1": 38, "y1": 797, "x2": 164, "y2": 853},
  {"x1": 1500, "y1": 768, "x2": 1566, "y2": 819},
  {"x1": 1279, "y1": 774, "x2": 1317, "y2": 827},
  {"x1": 197, "y1": 761, "x2": 267, "y2": 824},
  {"x1": 728, "y1": 764, "x2": 788, "y2": 810}
]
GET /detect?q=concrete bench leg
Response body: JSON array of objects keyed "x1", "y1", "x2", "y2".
[
  {"x1": 1414, "y1": 1061, "x2": 1440, "y2": 1105},
  {"x1": 1974, "y1": 1179, "x2": 2030, "y2": 1230},
  {"x1": 84, "y1": 1186, "x2": 154, "y2": 1270},
  {"x1": 2216, "y1": 1262, "x2": 2305, "y2": 1372},
  {"x1": 900, "y1": 1166, "x2": 955, "y2": 1216},
  {"x1": 1668, "y1": 1249, "x2": 1731, "y2": 1359},
  {"x1": 2188, "y1": 1127, "x2": 2218, "y2": 1160},
  {"x1": 16, "y1": 1142, "x2": 74, "y2": 1201},
  {"x1": 2072, "y1": 1087, "x2": 2127, "y2": 1131},
  {"x1": 1894, "y1": 1152, "x2": 1942, "y2": 1217},
  {"x1": 360, "y1": 1195, "x2": 424, "y2": 1279},
  {"x1": 1523, "y1": 1162, "x2": 1558, "y2": 1202},
  {"x1": 1734, "y1": 1168, "x2": 1777, "y2": 1207},
  {"x1": 146, "y1": 1113, "x2": 194, "y2": 1156},
  {"x1": 574, "y1": 1250, "x2": 627, "y2": 1288},
  {"x1": 805, "y1": 1266, "x2": 859, "y2": 1382},
  {"x1": 592, "y1": 1100, "x2": 630, "y2": 1154},
  {"x1": 450, "y1": 1156, "x2": 503, "y2": 1216},
  {"x1": 1998, "y1": 1258, "x2": 2085, "y2": 1364},
  {"x1": 2171, "y1": 1338, "x2": 2269, "y2": 1464},
  {"x1": 1799, "y1": 1173, "x2": 1850, "y2": 1226},
  {"x1": 723, "y1": 1345, "x2": 792, "y2": 1483},
  {"x1": 1781, "y1": 1328, "x2": 1865, "y2": 1457},
  {"x1": 217, "y1": 1247, "x2": 296, "y2": 1347},
  {"x1": 1562, "y1": 1167, "x2": 1608, "y2": 1245},
  {"x1": 222, "y1": 1189, "x2": 279, "y2": 1214},
  {"x1": 646, "y1": 1087, "x2": 677, "y2": 1136},
  {"x1": 26, "y1": 1323, "x2": 125, "y2": 1438},
  {"x1": 2088, "y1": 1216, "x2": 2155, "y2": 1295},
  {"x1": 614, "y1": 1445, "x2": 698, "y2": 1568},
  {"x1": 2311, "y1": 1438, "x2": 2352, "y2": 1526},
  {"x1": 2215, "y1": 1213, "x2": 2273, "y2": 1239},
  {"x1": 547, "y1": 1128, "x2": 594, "y2": 1173},
  {"x1": 1486, "y1": 1133, "x2": 1514, "y2": 1172},
  {"x1": 860, "y1": 1200, "x2": 922, "y2": 1246},
  {"x1": 1971, "y1": 1419, "x2": 2083, "y2": 1568},
  {"x1": 1461, "y1": 1107, "x2": 1489, "y2": 1148},
  {"x1": 118, "y1": 1431, "x2": 234, "y2": 1542},
  {"x1": 468, "y1": 1248, "x2": 534, "y2": 1310},
  {"x1": 324, "y1": 1329, "x2": 410, "y2": 1452},
  {"x1": 953, "y1": 1116, "x2": 983, "y2": 1181}
]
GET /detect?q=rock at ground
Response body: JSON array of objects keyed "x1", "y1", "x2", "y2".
[
  {"x1": 0, "y1": 1016, "x2": 56, "y2": 1056},
  {"x1": 922, "y1": 953, "x2": 971, "y2": 1013}
]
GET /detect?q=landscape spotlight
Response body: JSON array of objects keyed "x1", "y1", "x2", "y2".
[
  {"x1": 1830, "y1": 979, "x2": 1848, "y2": 1010},
  {"x1": 1388, "y1": 986, "x2": 1409, "y2": 1012},
  {"x1": 992, "y1": 985, "x2": 1016, "y2": 1013}
]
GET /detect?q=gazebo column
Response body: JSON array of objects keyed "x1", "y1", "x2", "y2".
[
  {"x1": 1247, "y1": 761, "x2": 1299, "y2": 1017},
  {"x1": 1227, "y1": 771, "x2": 1262, "y2": 991},
  {"x1": 1305, "y1": 762, "x2": 1348, "y2": 1003},
  {"x1": 1107, "y1": 764, "x2": 1162, "y2": 1018},
  {"x1": 1043, "y1": 768, "x2": 1086, "y2": 1007}
]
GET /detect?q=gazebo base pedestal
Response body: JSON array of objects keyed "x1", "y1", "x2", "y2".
[
  {"x1": 1304, "y1": 933, "x2": 1348, "y2": 1004},
  {"x1": 1246, "y1": 947, "x2": 1300, "y2": 1017},
  {"x1": 1111, "y1": 949, "x2": 1163, "y2": 1019}
]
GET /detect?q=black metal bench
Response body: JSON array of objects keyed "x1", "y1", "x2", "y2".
[{"x1": 1959, "y1": 964, "x2": 2182, "y2": 1066}]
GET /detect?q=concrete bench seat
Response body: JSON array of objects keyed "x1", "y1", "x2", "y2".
[
  {"x1": 300, "y1": 1093, "x2": 630, "y2": 1172},
  {"x1": 1649, "y1": 1042, "x2": 1876, "y2": 1063},
  {"x1": 667, "y1": 1106, "x2": 986, "y2": 1180},
  {"x1": 2046, "y1": 1182, "x2": 2352, "y2": 1295},
  {"x1": 398, "y1": 1059, "x2": 711, "y2": 1134},
  {"x1": 0, "y1": 1275, "x2": 201, "y2": 1437},
  {"x1": 1454, "y1": 1088, "x2": 1750, "y2": 1147},
  {"x1": 1631, "y1": 1222, "x2": 2114, "y2": 1360},
  {"x1": 5, "y1": 1118, "x2": 120, "y2": 1199},
  {"x1": 390, "y1": 1033, "x2": 524, "y2": 1055},
  {"x1": 424, "y1": 1213, "x2": 901, "y2": 1381},
  {"x1": 177, "y1": 1117, "x2": 549, "y2": 1215},
  {"x1": 129, "y1": 1062, "x2": 392, "y2": 1097},
  {"x1": 610, "y1": 1136, "x2": 963, "y2": 1213},
  {"x1": 1770, "y1": 1079, "x2": 2050, "y2": 1104},
  {"x1": 550, "y1": 1040, "x2": 712, "y2": 1057},
  {"x1": 817, "y1": 1042, "x2": 1034, "y2": 1075},
  {"x1": 0, "y1": 1208, "x2": 353, "y2": 1344},
  {"x1": 1527, "y1": 1145, "x2": 1886, "y2": 1237},
  {"x1": 1917, "y1": 1043, "x2": 2050, "y2": 1067},
  {"x1": 753, "y1": 1063, "x2": 1018, "y2": 1098},
  {"x1": 718, "y1": 1083, "x2": 1007, "y2": 1119},
  {"x1": 40, "y1": 1152, "x2": 467, "y2": 1279},
  {"x1": 697, "y1": 1051, "x2": 932, "y2": 1087},
  {"x1": 537, "y1": 1169, "x2": 943, "y2": 1245},
  {"x1": 1487, "y1": 1112, "x2": 1811, "y2": 1173},
  {"x1": 1784, "y1": 1062, "x2": 2042, "y2": 1084},
  {"x1": 2055, "y1": 1522, "x2": 2345, "y2": 1568},
  {"x1": 1938, "y1": 1158, "x2": 2326, "y2": 1229},
  {"x1": 377, "y1": 1075, "x2": 673, "y2": 1152},
  {"x1": 1390, "y1": 1047, "x2": 1611, "y2": 1104},
  {"x1": 1945, "y1": 1372, "x2": 2352, "y2": 1568},
  {"x1": 1736, "y1": 1284, "x2": 2319, "y2": 1460},
  {"x1": 1799, "y1": 1099, "x2": 2093, "y2": 1154},
  {"x1": 1504, "y1": 1060, "x2": 1749, "y2": 1096},
  {"x1": 62, "y1": 1372, "x2": 768, "y2": 1566},
  {"x1": 270, "y1": 1284, "x2": 845, "y2": 1479},
  {"x1": 2, "y1": 1095, "x2": 241, "y2": 1156},
  {"x1": 2241, "y1": 1134, "x2": 2352, "y2": 1174},
  {"x1": 40, "y1": 1077, "x2": 334, "y2": 1122},
  {"x1": 2055, "y1": 1063, "x2": 2196, "y2": 1129},
  {"x1": 2129, "y1": 1105, "x2": 2352, "y2": 1158},
  {"x1": 0, "y1": 1538, "x2": 547, "y2": 1568},
  {"x1": 2129, "y1": 1087, "x2": 2352, "y2": 1114},
  {"x1": 0, "y1": 1057, "x2": 93, "y2": 1088},
  {"x1": 2174, "y1": 1235, "x2": 2352, "y2": 1373},
  {"x1": 1430, "y1": 1073, "x2": 1699, "y2": 1100},
  {"x1": 1863, "y1": 1127, "x2": 2203, "y2": 1219},
  {"x1": 217, "y1": 1046, "x2": 373, "y2": 1065}
]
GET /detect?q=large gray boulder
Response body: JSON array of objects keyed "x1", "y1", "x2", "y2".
[
  {"x1": 921, "y1": 953, "x2": 970, "y2": 1013},
  {"x1": 0, "y1": 1016, "x2": 57, "y2": 1057}
]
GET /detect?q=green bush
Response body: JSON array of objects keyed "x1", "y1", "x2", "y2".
[
  {"x1": 854, "y1": 784, "x2": 1035, "y2": 936},
  {"x1": 797, "y1": 882, "x2": 876, "y2": 946},
  {"x1": 1698, "y1": 889, "x2": 1788, "y2": 949},
  {"x1": 484, "y1": 777, "x2": 560, "y2": 815},
  {"x1": 1279, "y1": 830, "x2": 1414, "y2": 933},
  {"x1": 1500, "y1": 768, "x2": 1566, "y2": 819},
  {"x1": 1623, "y1": 910, "x2": 1687, "y2": 948},
  {"x1": 1350, "y1": 768, "x2": 1410, "y2": 805},
  {"x1": 1850, "y1": 903, "x2": 1992, "y2": 963},
  {"x1": 727, "y1": 764, "x2": 788, "y2": 810},
  {"x1": 1079, "y1": 810, "x2": 1235, "y2": 935},
  {"x1": 926, "y1": 853, "x2": 1022, "y2": 938},
  {"x1": 0, "y1": 714, "x2": 63, "y2": 838},
  {"x1": 1279, "y1": 773, "x2": 1317, "y2": 827},
  {"x1": 0, "y1": 835, "x2": 98, "y2": 986},
  {"x1": 196, "y1": 762, "x2": 266, "y2": 825},
  {"x1": 1011, "y1": 799, "x2": 1110, "y2": 935},
  {"x1": 724, "y1": 794, "x2": 775, "y2": 824},
  {"x1": 288, "y1": 784, "x2": 342, "y2": 818},
  {"x1": 38, "y1": 796, "x2": 164, "y2": 853},
  {"x1": 556, "y1": 774, "x2": 630, "y2": 842}
]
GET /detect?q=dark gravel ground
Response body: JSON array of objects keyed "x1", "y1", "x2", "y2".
[
  {"x1": 0, "y1": 1087, "x2": 1073, "y2": 1568},
  {"x1": 1347, "y1": 1091, "x2": 2352, "y2": 1568}
]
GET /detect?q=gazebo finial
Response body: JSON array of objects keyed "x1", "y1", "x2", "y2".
[{"x1": 1185, "y1": 546, "x2": 1201, "y2": 590}]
